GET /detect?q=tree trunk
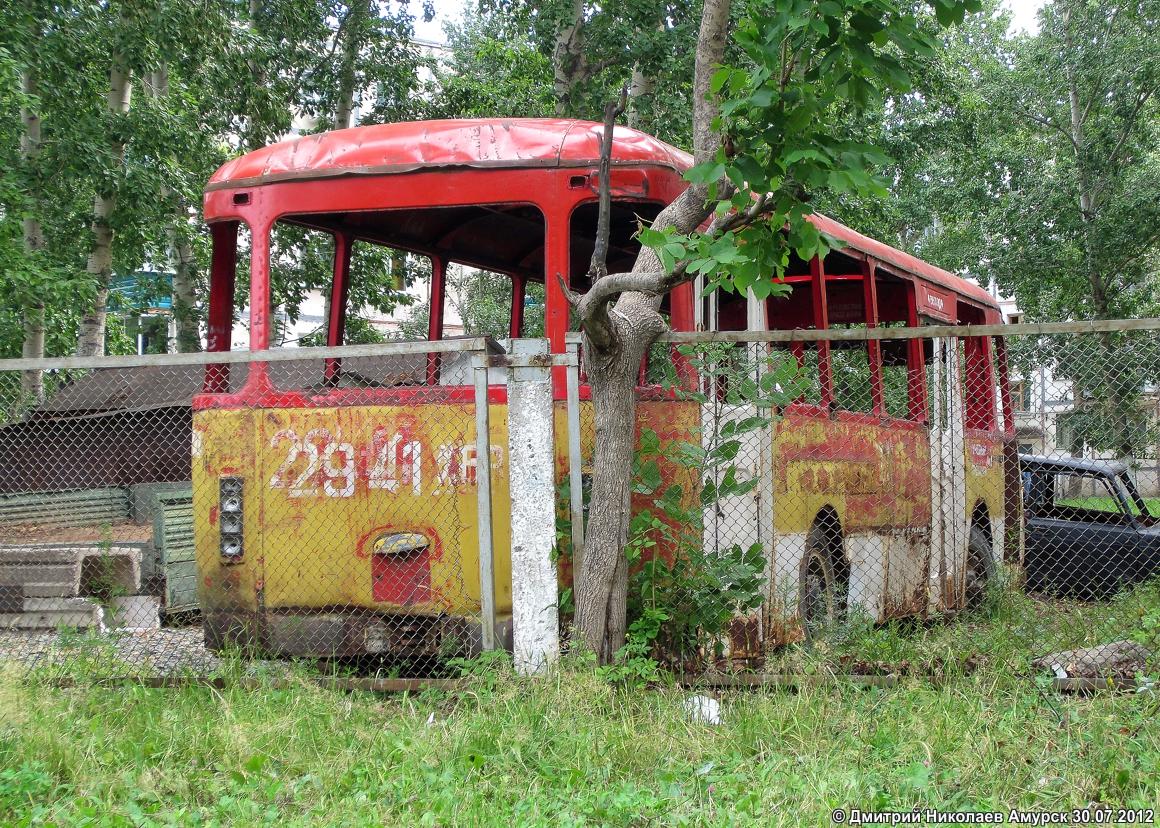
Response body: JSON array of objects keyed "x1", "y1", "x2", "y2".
[
  {"x1": 19, "y1": 64, "x2": 45, "y2": 402},
  {"x1": 575, "y1": 302, "x2": 664, "y2": 660},
  {"x1": 334, "y1": 0, "x2": 369, "y2": 130},
  {"x1": 77, "y1": 59, "x2": 132, "y2": 357},
  {"x1": 626, "y1": 64, "x2": 653, "y2": 130},
  {"x1": 574, "y1": 0, "x2": 731, "y2": 661},
  {"x1": 243, "y1": 0, "x2": 267, "y2": 149},
  {"x1": 552, "y1": 0, "x2": 587, "y2": 116},
  {"x1": 21, "y1": 307, "x2": 45, "y2": 403},
  {"x1": 146, "y1": 66, "x2": 201, "y2": 353},
  {"x1": 172, "y1": 225, "x2": 200, "y2": 352},
  {"x1": 1063, "y1": 9, "x2": 1134, "y2": 458},
  {"x1": 313, "y1": 1, "x2": 371, "y2": 345}
]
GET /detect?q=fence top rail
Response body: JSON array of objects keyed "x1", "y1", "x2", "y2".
[
  {"x1": 565, "y1": 318, "x2": 1160, "y2": 345},
  {"x1": 0, "y1": 336, "x2": 506, "y2": 373}
]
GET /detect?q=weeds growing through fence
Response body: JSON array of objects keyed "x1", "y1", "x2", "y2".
[{"x1": 2, "y1": 656, "x2": 1158, "y2": 825}]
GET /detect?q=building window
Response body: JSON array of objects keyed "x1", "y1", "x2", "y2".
[{"x1": 1010, "y1": 379, "x2": 1031, "y2": 412}]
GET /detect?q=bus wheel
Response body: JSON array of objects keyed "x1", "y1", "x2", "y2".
[
  {"x1": 799, "y1": 532, "x2": 838, "y2": 640},
  {"x1": 965, "y1": 523, "x2": 994, "y2": 609}
]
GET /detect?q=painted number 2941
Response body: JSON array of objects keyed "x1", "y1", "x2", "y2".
[{"x1": 268, "y1": 428, "x2": 421, "y2": 498}]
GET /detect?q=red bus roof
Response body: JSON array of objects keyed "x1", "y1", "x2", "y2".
[
  {"x1": 807, "y1": 214, "x2": 996, "y2": 310},
  {"x1": 207, "y1": 118, "x2": 693, "y2": 189},
  {"x1": 208, "y1": 117, "x2": 996, "y2": 312}
]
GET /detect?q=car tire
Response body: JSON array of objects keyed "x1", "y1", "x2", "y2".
[
  {"x1": 965, "y1": 523, "x2": 995, "y2": 609},
  {"x1": 799, "y1": 527, "x2": 841, "y2": 640}
]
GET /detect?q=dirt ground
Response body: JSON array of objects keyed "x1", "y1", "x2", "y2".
[{"x1": 0, "y1": 522, "x2": 153, "y2": 544}]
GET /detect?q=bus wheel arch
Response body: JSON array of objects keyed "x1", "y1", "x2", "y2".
[
  {"x1": 798, "y1": 506, "x2": 849, "y2": 639},
  {"x1": 965, "y1": 503, "x2": 995, "y2": 608}
]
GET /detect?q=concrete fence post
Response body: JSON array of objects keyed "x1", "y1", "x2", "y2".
[
  {"x1": 472, "y1": 351, "x2": 497, "y2": 652},
  {"x1": 507, "y1": 339, "x2": 560, "y2": 675}
]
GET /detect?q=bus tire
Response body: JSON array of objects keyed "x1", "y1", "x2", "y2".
[
  {"x1": 799, "y1": 524, "x2": 841, "y2": 640},
  {"x1": 965, "y1": 522, "x2": 994, "y2": 609}
]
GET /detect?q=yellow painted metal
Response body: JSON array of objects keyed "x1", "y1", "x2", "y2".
[
  {"x1": 194, "y1": 396, "x2": 699, "y2": 628},
  {"x1": 963, "y1": 433, "x2": 1005, "y2": 531},
  {"x1": 194, "y1": 403, "x2": 512, "y2": 619},
  {"x1": 770, "y1": 415, "x2": 935, "y2": 537}
]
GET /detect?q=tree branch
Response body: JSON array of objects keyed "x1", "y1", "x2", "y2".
[
  {"x1": 577, "y1": 192, "x2": 773, "y2": 317},
  {"x1": 1104, "y1": 87, "x2": 1153, "y2": 169},
  {"x1": 1088, "y1": 87, "x2": 1154, "y2": 208},
  {"x1": 1016, "y1": 106, "x2": 1080, "y2": 151},
  {"x1": 588, "y1": 84, "x2": 629, "y2": 284}
]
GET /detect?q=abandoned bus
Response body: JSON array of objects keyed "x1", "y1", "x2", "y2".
[{"x1": 194, "y1": 118, "x2": 1014, "y2": 661}]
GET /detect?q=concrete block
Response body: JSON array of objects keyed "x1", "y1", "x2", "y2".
[
  {"x1": 0, "y1": 543, "x2": 142, "y2": 599},
  {"x1": 107, "y1": 595, "x2": 161, "y2": 630},
  {"x1": 0, "y1": 596, "x2": 104, "y2": 630}
]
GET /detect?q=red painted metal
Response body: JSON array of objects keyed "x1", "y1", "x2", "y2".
[
  {"x1": 328, "y1": 233, "x2": 352, "y2": 347},
  {"x1": 325, "y1": 232, "x2": 353, "y2": 383},
  {"x1": 905, "y1": 284, "x2": 928, "y2": 422},
  {"x1": 206, "y1": 119, "x2": 693, "y2": 191},
  {"x1": 862, "y1": 260, "x2": 884, "y2": 415},
  {"x1": 372, "y1": 545, "x2": 432, "y2": 605},
  {"x1": 510, "y1": 274, "x2": 526, "y2": 338},
  {"x1": 248, "y1": 221, "x2": 272, "y2": 352},
  {"x1": 964, "y1": 336, "x2": 998, "y2": 431},
  {"x1": 205, "y1": 119, "x2": 998, "y2": 323},
  {"x1": 915, "y1": 281, "x2": 955, "y2": 323},
  {"x1": 544, "y1": 203, "x2": 573, "y2": 389},
  {"x1": 807, "y1": 213, "x2": 998, "y2": 319},
  {"x1": 204, "y1": 222, "x2": 239, "y2": 393},
  {"x1": 809, "y1": 255, "x2": 833, "y2": 408},
  {"x1": 428, "y1": 257, "x2": 446, "y2": 342},
  {"x1": 426, "y1": 257, "x2": 446, "y2": 386},
  {"x1": 206, "y1": 222, "x2": 238, "y2": 353},
  {"x1": 201, "y1": 118, "x2": 1001, "y2": 410},
  {"x1": 995, "y1": 338, "x2": 1015, "y2": 436}
]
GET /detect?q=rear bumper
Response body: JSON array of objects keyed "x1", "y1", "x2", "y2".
[{"x1": 204, "y1": 609, "x2": 514, "y2": 658}]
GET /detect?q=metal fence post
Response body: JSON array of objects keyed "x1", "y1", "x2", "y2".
[
  {"x1": 565, "y1": 340, "x2": 585, "y2": 577},
  {"x1": 472, "y1": 350, "x2": 497, "y2": 652},
  {"x1": 507, "y1": 339, "x2": 560, "y2": 674}
]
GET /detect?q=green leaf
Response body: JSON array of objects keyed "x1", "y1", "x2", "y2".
[
  {"x1": 684, "y1": 161, "x2": 726, "y2": 185},
  {"x1": 710, "y1": 66, "x2": 730, "y2": 95}
]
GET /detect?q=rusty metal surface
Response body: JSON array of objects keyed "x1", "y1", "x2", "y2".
[{"x1": 206, "y1": 118, "x2": 694, "y2": 190}]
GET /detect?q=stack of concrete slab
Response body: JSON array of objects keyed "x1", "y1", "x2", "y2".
[{"x1": 0, "y1": 543, "x2": 159, "y2": 631}]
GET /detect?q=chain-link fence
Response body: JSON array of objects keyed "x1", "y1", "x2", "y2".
[
  {"x1": 0, "y1": 339, "x2": 506, "y2": 679},
  {"x1": 603, "y1": 320, "x2": 1160, "y2": 683},
  {"x1": 3, "y1": 320, "x2": 1159, "y2": 685}
]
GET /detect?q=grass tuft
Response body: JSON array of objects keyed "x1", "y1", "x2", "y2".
[{"x1": 2, "y1": 658, "x2": 1158, "y2": 825}]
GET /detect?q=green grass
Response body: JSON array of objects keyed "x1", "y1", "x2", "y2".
[
  {"x1": 2, "y1": 577, "x2": 1159, "y2": 825},
  {"x1": 1058, "y1": 496, "x2": 1160, "y2": 515},
  {"x1": 765, "y1": 571, "x2": 1160, "y2": 677},
  {"x1": 2, "y1": 658, "x2": 1159, "y2": 826}
]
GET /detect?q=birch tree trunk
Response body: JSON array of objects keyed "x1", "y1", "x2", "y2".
[
  {"x1": 320, "y1": 1, "x2": 370, "y2": 342},
  {"x1": 171, "y1": 223, "x2": 200, "y2": 353},
  {"x1": 626, "y1": 64, "x2": 653, "y2": 130},
  {"x1": 552, "y1": 0, "x2": 587, "y2": 116},
  {"x1": 20, "y1": 64, "x2": 46, "y2": 402},
  {"x1": 144, "y1": 66, "x2": 202, "y2": 353},
  {"x1": 573, "y1": 0, "x2": 731, "y2": 661},
  {"x1": 77, "y1": 58, "x2": 133, "y2": 357},
  {"x1": 334, "y1": 0, "x2": 368, "y2": 131}
]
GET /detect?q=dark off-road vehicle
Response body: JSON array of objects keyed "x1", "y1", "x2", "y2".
[{"x1": 1020, "y1": 454, "x2": 1160, "y2": 598}]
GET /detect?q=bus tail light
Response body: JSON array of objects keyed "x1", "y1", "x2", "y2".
[
  {"x1": 219, "y1": 477, "x2": 244, "y2": 561},
  {"x1": 372, "y1": 532, "x2": 431, "y2": 605}
]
